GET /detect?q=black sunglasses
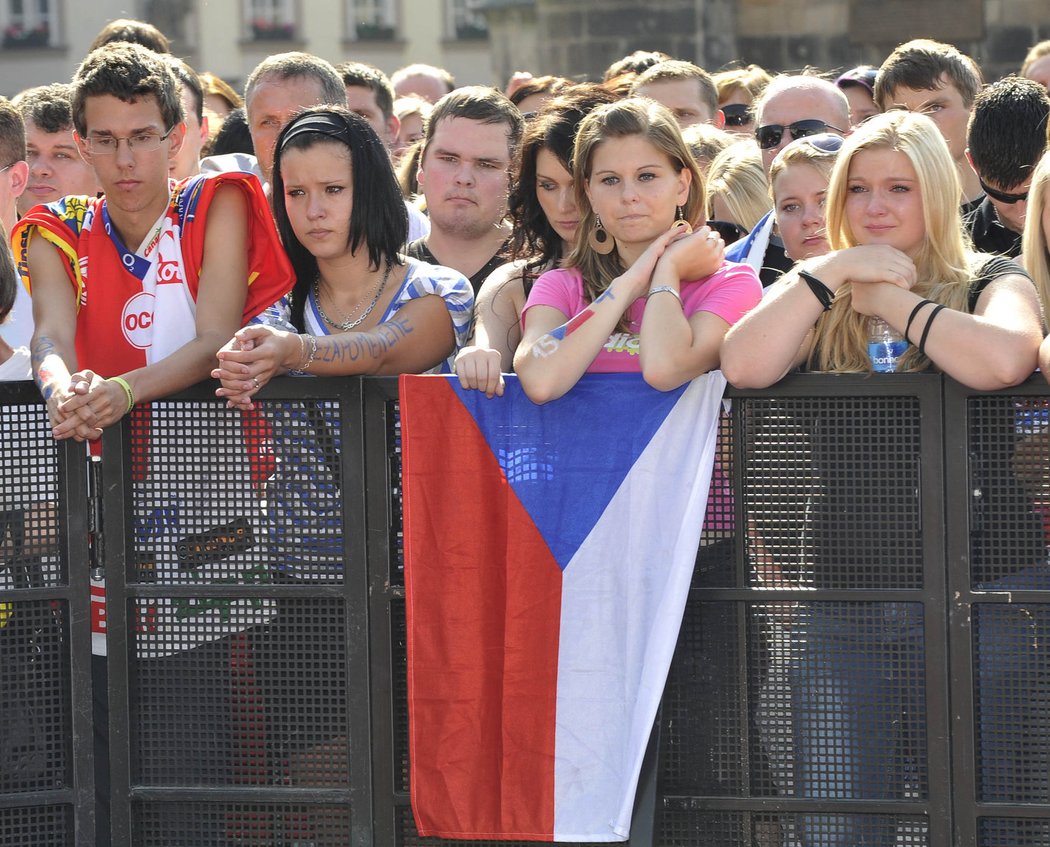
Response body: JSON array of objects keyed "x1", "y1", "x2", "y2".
[
  {"x1": 979, "y1": 176, "x2": 1029, "y2": 205},
  {"x1": 721, "y1": 104, "x2": 750, "y2": 127},
  {"x1": 756, "y1": 119, "x2": 846, "y2": 150},
  {"x1": 707, "y1": 219, "x2": 746, "y2": 244}
]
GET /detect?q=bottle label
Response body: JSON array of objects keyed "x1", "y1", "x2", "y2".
[{"x1": 868, "y1": 339, "x2": 909, "y2": 373}]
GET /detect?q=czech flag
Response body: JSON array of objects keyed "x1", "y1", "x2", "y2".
[{"x1": 400, "y1": 372, "x2": 725, "y2": 842}]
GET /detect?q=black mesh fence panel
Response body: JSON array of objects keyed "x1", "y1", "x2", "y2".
[
  {"x1": 117, "y1": 397, "x2": 354, "y2": 846},
  {"x1": 392, "y1": 597, "x2": 410, "y2": 795},
  {"x1": 656, "y1": 809, "x2": 928, "y2": 846},
  {"x1": 0, "y1": 598, "x2": 69, "y2": 795},
  {"x1": 978, "y1": 818, "x2": 1050, "y2": 846},
  {"x1": 964, "y1": 396, "x2": 1050, "y2": 847},
  {"x1": 133, "y1": 801, "x2": 351, "y2": 846},
  {"x1": 13, "y1": 375, "x2": 1050, "y2": 846},
  {"x1": 0, "y1": 392, "x2": 72, "y2": 845},
  {"x1": 741, "y1": 396, "x2": 924, "y2": 591},
  {"x1": 0, "y1": 806, "x2": 70, "y2": 847},
  {"x1": 654, "y1": 390, "x2": 934, "y2": 844}
]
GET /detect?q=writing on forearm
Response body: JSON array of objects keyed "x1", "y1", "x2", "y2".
[
  {"x1": 317, "y1": 316, "x2": 414, "y2": 365},
  {"x1": 531, "y1": 292, "x2": 613, "y2": 358},
  {"x1": 531, "y1": 335, "x2": 561, "y2": 359}
]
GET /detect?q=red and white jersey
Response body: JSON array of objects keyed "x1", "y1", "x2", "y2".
[
  {"x1": 13, "y1": 172, "x2": 293, "y2": 657},
  {"x1": 14, "y1": 170, "x2": 293, "y2": 377}
]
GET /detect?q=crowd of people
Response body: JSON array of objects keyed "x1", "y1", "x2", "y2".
[{"x1": 2, "y1": 15, "x2": 1050, "y2": 847}]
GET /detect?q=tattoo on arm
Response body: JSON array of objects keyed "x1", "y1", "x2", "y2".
[{"x1": 31, "y1": 336, "x2": 60, "y2": 399}]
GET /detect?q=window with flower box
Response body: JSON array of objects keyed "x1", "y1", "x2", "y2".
[
  {"x1": 246, "y1": 0, "x2": 297, "y2": 41},
  {"x1": 3, "y1": 0, "x2": 54, "y2": 49},
  {"x1": 446, "y1": 0, "x2": 487, "y2": 40},
  {"x1": 349, "y1": 0, "x2": 397, "y2": 41}
]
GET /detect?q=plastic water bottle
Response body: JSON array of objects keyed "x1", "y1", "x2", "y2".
[{"x1": 867, "y1": 316, "x2": 908, "y2": 373}]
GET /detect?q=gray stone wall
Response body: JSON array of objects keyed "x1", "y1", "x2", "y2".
[{"x1": 504, "y1": 0, "x2": 1050, "y2": 83}]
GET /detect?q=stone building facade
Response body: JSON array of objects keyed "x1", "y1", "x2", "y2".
[{"x1": 481, "y1": 0, "x2": 1050, "y2": 85}]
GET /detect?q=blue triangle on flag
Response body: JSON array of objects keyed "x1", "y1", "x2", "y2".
[{"x1": 450, "y1": 373, "x2": 688, "y2": 570}]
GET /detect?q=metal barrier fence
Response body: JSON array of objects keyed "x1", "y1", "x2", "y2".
[{"x1": 1, "y1": 373, "x2": 1049, "y2": 847}]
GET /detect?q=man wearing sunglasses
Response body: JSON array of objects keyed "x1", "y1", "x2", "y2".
[
  {"x1": 727, "y1": 76, "x2": 849, "y2": 287},
  {"x1": 752, "y1": 75, "x2": 850, "y2": 175},
  {"x1": 964, "y1": 76, "x2": 1050, "y2": 258}
]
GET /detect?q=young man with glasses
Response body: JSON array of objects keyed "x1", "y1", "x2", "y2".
[
  {"x1": 14, "y1": 42, "x2": 292, "y2": 846},
  {"x1": 19, "y1": 42, "x2": 289, "y2": 437},
  {"x1": 964, "y1": 76, "x2": 1050, "y2": 258},
  {"x1": 726, "y1": 75, "x2": 850, "y2": 287}
]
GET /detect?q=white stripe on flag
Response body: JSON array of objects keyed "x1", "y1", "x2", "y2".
[{"x1": 552, "y1": 372, "x2": 727, "y2": 841}]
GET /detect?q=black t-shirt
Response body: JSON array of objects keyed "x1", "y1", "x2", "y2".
[
  {"x1": 406, "y1": 238, "x2": 508, "y2": 296},
  {"x1": 964, "y1": 197, "x2": 1022, "y2": 259},
  {"x1": 759, "y1": 239, "x2": 795, "y2": 288}
]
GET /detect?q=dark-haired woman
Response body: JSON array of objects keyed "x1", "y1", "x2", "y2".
[
  {"x1": 211, "y1": 110, "x2": 472, "y2": 821},
  {"x1": 215, "y1": 106, "x2": 472, "y2": 397}
]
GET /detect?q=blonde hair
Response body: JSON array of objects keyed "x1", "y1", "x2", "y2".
[
  {"x1": 199, "y1": 72, "x2": 242, "y2": 112},
  {"x1": 567, "y1": 97, "x2": 706, "y2": 316},
  {"x1": 1023, "y1": 150, "x2": 1050, "y2": 316},
  {"x1": 812, "y1": 110, "x2": 975, "y2": 373},
  {"x1": 713, "y1": 64, "x2": 772, "y2": 106},
  {"x1": 681, "y1": 122, "x2": 734, "y2": 174},
  {"x1": 706, "y1": 140, "x2": 769, "y2": 232},
  {"x1": 1020, "y1": 40, "x2": 1050, "y2": 80},
  {"x1": 768, "y1": 138, "x2": 837, "y2": 202}
]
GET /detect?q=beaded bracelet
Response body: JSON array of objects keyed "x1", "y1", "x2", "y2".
[
  {"x1": 647, "y1": 286, "x2": 683, "y2": 305},
  {"x1": 108, "y1": 376, "x2": 135, "y2": 415},
  {"x1": 798, "y1": 271, "x2": 834, "y2": 311}
]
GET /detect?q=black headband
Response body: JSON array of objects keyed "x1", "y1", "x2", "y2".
[{"x1": 279, "y1": 112, "x2": 353, "y2": 151}]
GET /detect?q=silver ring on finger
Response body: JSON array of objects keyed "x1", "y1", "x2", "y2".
[{"x1": 251, "y1": 376, "x2": 261, "y2": 391}]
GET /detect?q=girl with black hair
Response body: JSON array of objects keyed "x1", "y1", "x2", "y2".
[{"x1": 214, "y1": 105, "x2": 473, "y2": 406}]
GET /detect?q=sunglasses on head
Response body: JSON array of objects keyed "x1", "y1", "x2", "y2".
[
  {"x1": 756, "y1": 119, "x2": 846, "y2": 150},
  {"x1": 772, "y1": 133, "x2": 845, "y2": 166},
  {"x1": 979, "y1": 177, "x2": 1029, "y2": 205},
  {"x1": 721, "y1": 104, "x2": 750, "y2": 127}
]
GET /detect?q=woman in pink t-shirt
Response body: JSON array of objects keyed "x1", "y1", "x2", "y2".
[{"x1": 514, "y1": 97, "x2": 761, "y2": 402}]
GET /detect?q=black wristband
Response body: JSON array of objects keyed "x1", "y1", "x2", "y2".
[
  {"x1": 918, "y1": 304, "x2": 947, "y2": 358},
  {"x1": 904, "y1": 299, "x2": 935, "y2": 345},
  {"x1": 799, "y1": 270, "x2": 834, "y2": 311}
]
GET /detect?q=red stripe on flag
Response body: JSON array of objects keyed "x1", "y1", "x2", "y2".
[{"x1": 402, "y1": 375, "x2": 560, "y2": 841}]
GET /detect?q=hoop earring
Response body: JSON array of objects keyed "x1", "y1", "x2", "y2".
[
  {"x1": 676, "y1": 205, "x2": 684, "y2": 222},
  {"x1": 588, "y1": 215, "x2": 615, "y2": 255}
]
